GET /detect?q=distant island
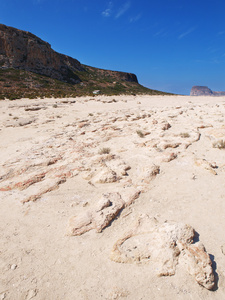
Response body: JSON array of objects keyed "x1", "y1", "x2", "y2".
[{"x1": 190, "y1": 86, "x2": 225, "y2": 96}]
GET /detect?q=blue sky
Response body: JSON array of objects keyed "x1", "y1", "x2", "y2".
[{"x1": 1, "y1": 0, "x2": 225, "y2": 94}]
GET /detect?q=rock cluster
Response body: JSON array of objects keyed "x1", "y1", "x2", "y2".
[
  {"x1": 110, "y1": 215, "x2": 215, "y2": 290},
  {"x1": 1, "y1": 96, "x2": 223, "y2": 296},
  {"x1": 67, "y1": 192, "x2": 126, "y2": 235},
  {"x1": 0, "y1": 98, "x2": 218, "y2": 205}
]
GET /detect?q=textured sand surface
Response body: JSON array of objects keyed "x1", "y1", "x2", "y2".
[{"x1": 0, "y1": 95, "x2": 225, "y2": 299}]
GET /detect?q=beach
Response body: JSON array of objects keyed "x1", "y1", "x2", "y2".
[{"x1": 0, "y1": 94, "x2": 225, "y2": 299}]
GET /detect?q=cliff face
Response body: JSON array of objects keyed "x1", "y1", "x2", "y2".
[
  {"x1": 190, "y1": 86, "x2": 225, "y2": 96},
  {"x1": 0, "y1": 24, "x2": 138, "y2": 84},
  {"x1": 84, "y1": 65, "x2": 138, "y2": 83},
  {"x1": 0, "y1": 24, "x2": 85, "y2": 83}
]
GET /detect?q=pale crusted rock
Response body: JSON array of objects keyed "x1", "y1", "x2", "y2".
[
  {"x1": 0, "y1": 293, "x2": 6, "y2": 300},
  {"x1": 161, "y1": 152, "x2": 178, "y2": 163},
  {"x1": 94, "y1": 193, "x2": 125, "y2": 232},
  {"x1": 167, "y1": 113, "x2": 178, "y2": 119},
  {"x1": 110, "y1": 217, "x2": 192, "y2": 276},
  {"x1": 161, "y1": 142, "x2": 181, "y2": 150},
  {"x1": 82, "y1": 154, "x2": 130, "y2": 183},
  {"x1": 19, "y1": 118, "x2": 35, "y2": 126},
  {"x1": 120, "y1": 189, "x2": 141, "y2": 207},
  {"x1": 10, "y1": 264, "x2": 17, "y2": 270},
  {"x1": 93, "y1": 167, "x2": 118, "y2": 183},
  {"x1": 161, "y1": 122, "x2": 171, "y2": 131},
  {"x1": 67, "y1": 212, "x2": 93, "y2": 236},
  {"x1": 82, "y1": 170, "x2": 95, "y2": 180},
  {"x1": 4, "y1": 117, "x2": 35, "y2": 127},
  {"x1": 141, "y1": 164, "x2": 160, "y2": 183},
  {"x1": 146, "y1": 164, "x2": 160, "y2": 177},
  {"x1": 21, "y1": 177, "x2": 66, "y2": 203},
  {"x1": 195, "y1": 159, "x2": 217, "y2": 175},
  {"x1": 24, "y1": 106, "x2": 46, "y2": 111},
  {"x1": 106, "y1": 160, "x2": 131, "y2": 177},
  {"x1": 78, "y1": 122, "x2": 90, "y2": 128},
  {"x1": 67, "y1": 193, "x2": 125, "y2": 235},
  {"x1": 178, "y1": 241, "x2": 215, "y2": 290},
  {"x1": 0, "y1": 172, "x2": 46, "y2": 191},
  {"x1": 95, "y1": 196, "x2": 112, "y2": 212},
  {"x1": 110, "y1": 215, "x2": 215, "y2": 290},
  {"x1": 26, "y1": 289, "x2": 38, "y2": 300},
  {"x1": 205, "y1": 128, "x2": 225, "y2": 142}
]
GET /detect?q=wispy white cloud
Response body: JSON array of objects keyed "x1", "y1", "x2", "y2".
[
  {"x1": 115, "y1": 1, "x2": 131, "y2": 19},
  {"x1": 102, "y1": 1, "x2": 113, "y2": 17},
  {"x1": 130, "y1": 13, "x2": 142, "y2": 23},
  {"x1": 207, "y1": 46, "x2": 220, "y2": 54},
  {"x1": 217, "y1": 31, "x2": 225, "y2": 36},
  {"x1": 178, "y1": 27, "x2": 196, "y2": 39},
  {"x1": 32, "y1": 0, "x2": 45, "y2": 4},
  {"x1": 195, "y1": 57, "x2": 225, "y2": 64},
  {"x1": 153, "y1": 29, "x2": 167, "y2": 37}
]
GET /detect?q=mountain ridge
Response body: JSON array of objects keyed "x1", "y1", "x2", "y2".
[{"x1": 0, "y1": 24, "x2": 170, "y2": 99}]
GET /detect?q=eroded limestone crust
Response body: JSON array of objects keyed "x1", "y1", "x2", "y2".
[{"x1": 110, "y1": 215, "x2": 215, "y2": 290}]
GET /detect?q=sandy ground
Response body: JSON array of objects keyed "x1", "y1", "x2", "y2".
[{"x1": 0, "y1": 95, "x2": 225, "y2": 299}]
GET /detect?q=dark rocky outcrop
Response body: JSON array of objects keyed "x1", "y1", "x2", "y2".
[
  {"x1": 0, "y1": 24, "x2": 138, "y2": 84},
  {"x1": 0, "y1": 24, "x2": 84, "y2": 83},
  {"x1": 190, "y1": 86, "x2": 225, "y2": 96}
]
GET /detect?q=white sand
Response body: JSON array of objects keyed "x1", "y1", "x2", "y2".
[{"x1": 0, "y1": 95, "x2": 225, "y2": 299}]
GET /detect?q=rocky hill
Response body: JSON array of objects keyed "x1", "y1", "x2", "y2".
[
  {"x1": 190, "y1": 86, "x2": 225, "y2": 96},
  {"x1": 0, "y1": 24, "x2": 169, "y2": 99}
]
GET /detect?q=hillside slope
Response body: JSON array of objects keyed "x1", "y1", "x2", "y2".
[{"x1": 0, "y1": 24, "x2": 171, "y2": 99}]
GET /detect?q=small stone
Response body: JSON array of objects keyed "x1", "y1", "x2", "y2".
[
  {"x1": 26, "y1": 289, "x2": 38, "y2": 300},
  {"x1": 11, "y1": 264, "x2": 17, "y2": 270},
  {"x1": 161, "y1": 122, "x2": 171, "y2": 131},
  {"x1": 0, "y1": 293, "x2": 6, "y2": 300}
]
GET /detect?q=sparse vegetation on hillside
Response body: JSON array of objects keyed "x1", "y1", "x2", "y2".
[
  {"x1": 136, "y1": 130, "x2": 145, "y2": 138},
  {"x1": 98, "y1": 147, "x2": 111, "y2": 155},
  {"x1": 0, "y1": 67, "x2": 173, "y2": 100},
  {"x1": 180, "y1": 132, "x2": 190, "y2": 138}
]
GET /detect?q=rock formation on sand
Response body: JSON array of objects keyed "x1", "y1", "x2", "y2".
[
  {"x1": 190, "y1": 86, "x2": 225, "y2": 96},
  {"x1": 67, "y1": 192, "x2": 126, "y2": 235},
  {"x1": 110, "y1": 215, "x2": 215, "y2": 290},
  {"x1": 2, "y1": 95, "x2": 225, "y2": 299}
]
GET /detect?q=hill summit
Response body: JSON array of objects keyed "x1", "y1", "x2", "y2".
[{"x1": 0, "y1": 24, "x2": 169, "y2": 99}]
